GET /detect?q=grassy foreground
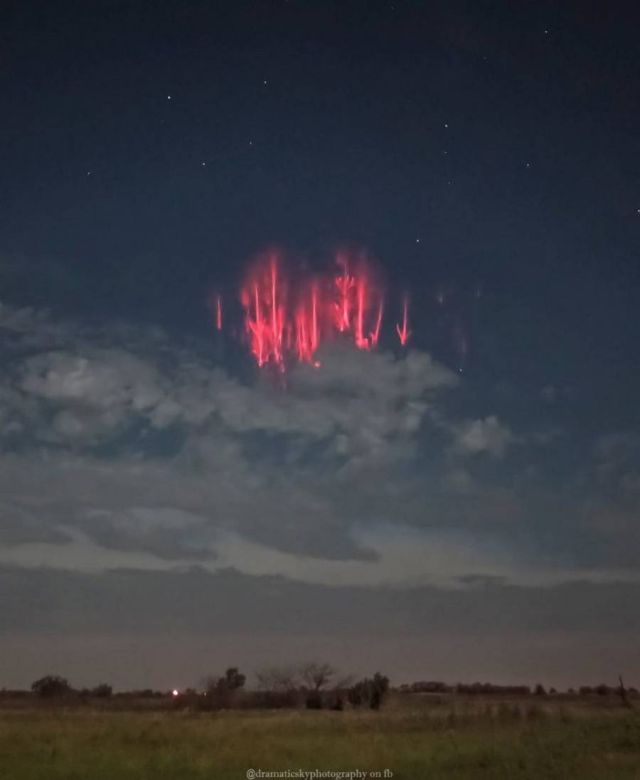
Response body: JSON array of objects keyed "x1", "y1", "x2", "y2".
[{"x1": 0, "y1": 698, "x2": 639, "y2": 779}]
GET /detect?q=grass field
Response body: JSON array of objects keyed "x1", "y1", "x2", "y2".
[{"x1": 0, "y1": 696, "x2": 639, "y2": 779}]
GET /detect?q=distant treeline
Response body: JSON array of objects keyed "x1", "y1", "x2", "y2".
[
  {"x1": 400, "y1": 681, "x2": 639, "y2": 697},
  {"x1": 1, "y1": 669, "x2": 637, "y2": 711},
  {"x1": 0, "y1": 665, "x2": 391, "y2": 712}
]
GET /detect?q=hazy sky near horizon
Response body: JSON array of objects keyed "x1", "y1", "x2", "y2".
[{"x1": 0, "y1": 1, "x2": 639, "y2": 689}]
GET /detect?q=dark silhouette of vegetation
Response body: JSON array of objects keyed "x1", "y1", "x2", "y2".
[
  {"x1": 456, "y1": 683, "x2": 532, "y2": 695},
  {"x1": 91, "y1": 684, "x2": 113, "y2": 698},
  {"x1": 301, "y1": 662, "x2": 335, "y2": 709},
  {"x1": 301, "y1": 662, "x2": 334, "y2": 691},
  {"x1": 618, "y1": 675, "x2": 634, "y2": 709},
  {"x1": 255, "y1": 665, "x2": 302, "y2": 709},
  {"x1": 200, "y1": 667, "x2": 246, "y2": 709},
  {"x1": 401, "y1": 681, "x2": 533, "y2": 695},
  {"x1": 348, "y1": 672, "x2": 389, "y2": 710},
  {"x1": 12, "y1": 671, "x2": 637, "y2": 714},
  {"x1": 370, "y1": 672, "x2": 390, "y2": 709},
  {"x1": 31, "y1": 675, "x2": 73, "y2": 698},
  {"x1": 402, "y1": 680, "x2": 450, "y2": 693},
  {"x1": 214, "y1": 667, "x2": 246, "y2": 693}
]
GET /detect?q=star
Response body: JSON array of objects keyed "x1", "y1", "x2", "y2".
[
  {"x1": 416, "y1": 238, "x2": 421, "y2": 244},
  {"x1": 167, "y1": 95, "x2": 172, "y2": 100},
  {"x1": 201, "y1": 162, "x2": 206, "y2": 167}
]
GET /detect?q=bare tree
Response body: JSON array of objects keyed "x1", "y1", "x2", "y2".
[
  {"x1": 300, "y1": 662, "x2": 335, "y2": 710},
  {"x1": 254, "y1": 665, "x2": 300, "y2": 708},
  {"x1": 255, "y1": 666, "x2": 299, "y2": 693},
  {"x1": 300, "y1": 662, "x2": 334, "y2": 692}
]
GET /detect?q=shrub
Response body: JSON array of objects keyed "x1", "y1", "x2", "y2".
[
  {"x1": 31, "y1": 675, "x2": 73, "y2": 698},
  {"x1": 91, "y1": 684, "x2": 113, "y2": 698},
  {"x1": 348, "y1": 672, "x2": 390, "y2": 710}
]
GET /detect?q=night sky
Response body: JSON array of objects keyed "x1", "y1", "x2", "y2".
[{"x1": 1, "y1": 1, "x2": 639, "y2": 689}]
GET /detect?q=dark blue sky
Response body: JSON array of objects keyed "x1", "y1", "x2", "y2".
[
  {"x1": 0, "y1": 1, "x2": 639, "y2": 688},
  {"x1": 2, "y1": 1, "x2": 638, "y2": 374}
]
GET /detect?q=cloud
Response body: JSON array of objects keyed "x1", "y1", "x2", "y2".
[
  {"x1": 21, "y1": 350, "x2": 164, "y2": 412},
  {"x1": 0, "y1": 301, "x2": 638, "y2": 589},
  {"x1": 0, "y1": 302, "x2": 461, "y2": 566},
  {"x1": 1, "y1": 522, "x2": 638, "y2": 591},
  {"x1": 450, "y1": 415, "x2": 515, "y2": 458},
  {"x1": 2, "y1": 306, "x2": 457, "y2": 466}
]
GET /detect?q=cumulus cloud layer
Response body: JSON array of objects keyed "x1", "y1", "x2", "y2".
[{"x1": 0, "y1": 302, "x2": 637, "y2": 589}]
